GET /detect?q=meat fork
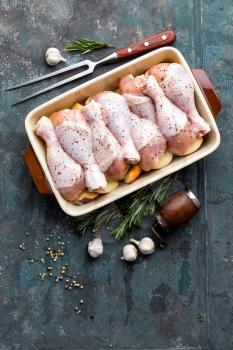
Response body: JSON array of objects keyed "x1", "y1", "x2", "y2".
[{"x1": 7, "y1": 29, "x2": 176, "y2": 105}]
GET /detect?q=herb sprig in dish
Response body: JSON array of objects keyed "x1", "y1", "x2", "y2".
[{"x1": 77, "y1": 174, "x2": 177, "y2": 239}]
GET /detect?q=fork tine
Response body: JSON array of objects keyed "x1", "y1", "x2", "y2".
[
  {"x1": 12, "y1": 66, "x2": 94, "y2": 106},
  {"x1": 6, "y1": 60, "x2": 91, "y2": 91}
]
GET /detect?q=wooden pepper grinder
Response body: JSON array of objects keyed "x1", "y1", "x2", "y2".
[{"x1": 152, "y1": 188, "x2": 200, "y2": 248}]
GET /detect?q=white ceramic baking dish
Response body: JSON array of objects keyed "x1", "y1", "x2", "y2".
[{"x1": 25, "y1": 46, "x2": 221, "y2": 217}]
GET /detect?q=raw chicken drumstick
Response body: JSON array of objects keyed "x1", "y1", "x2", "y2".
[
  {"x1": 82, "y1": 100, "x2": 128, "y2": 181},
  {"x1": 147, "y1": 63, "x2": 210, "y2": 137},
  {"x1": 35, "y1": 116, "x2": 85, "y2": 202},
  {"x1": 120, "y1": 74, "x2": 173, "y2": 169},
  {"x1": 52, "y1": 109, "x2": 107, "y2": 191},
  {"x1": 119, "y1": 74, "x2": 157, "y2": 123},
  {"x1": 144, "y1": 75, "x2": 202, "y2": 155},
  {"x1": 129, "y1": 112, "x2": 170, "y2": 171},
  {"x1": 94, "y1": 92, "x2": 140, "y2": 164}
]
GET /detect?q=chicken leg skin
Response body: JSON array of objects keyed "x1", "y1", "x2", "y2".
[
  {"x1": 147, "y1": 63, "x2": 211, "y2": 137},
  {"x1": 35, "y1": 116, "x2": 85, "y2": 201}
]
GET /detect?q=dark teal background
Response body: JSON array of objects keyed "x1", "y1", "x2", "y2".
[{"x1": 0, "y1": 1, "x2": 232, "y2": 349}]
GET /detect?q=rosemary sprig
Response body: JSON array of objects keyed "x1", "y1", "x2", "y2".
[
  {"x1": 76, "y1": 174, "x2": 178, "y2": 239},
  {"x1": 197, "y1": 312, "x2": 206, "y2": 322},
  {"x1": 77, "y1": 208, "x2": 119, "y2": 234},
  {"x1": 94, "y1": 209, "x2": 119, "y2": 230},
  {"x1": 77, "y1": 211, "x2": 100, "y2": 235},
  {"x1": 66, "y1": 38, "x2": 114, "y2": 54}
]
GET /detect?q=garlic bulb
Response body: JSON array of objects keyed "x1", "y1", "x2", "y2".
[
  {"x1": 88, "y1": 237, "x2": 103, "y2": 258},
  {"x1": 121, "y1": 244, "x2": 138, "y2": 262},
  {"x1": 45, "y1": 48, "x2": 66, "y2": 66},
  {"x1": 130, "y1": 237, "x2": 155, "y2": 255}
]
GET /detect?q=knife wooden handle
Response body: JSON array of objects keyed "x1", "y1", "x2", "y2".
[{"x1": 116, "y1": 29, "x2": 176, "y2": 59}]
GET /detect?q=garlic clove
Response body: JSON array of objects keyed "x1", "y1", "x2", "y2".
[
  {"x1": 121, "y1": 244, "x2": 138, "y2": 262},
  {"x1": 130, "y1": 237, "x2": 155, "y2": 255},
  {"x1": 130, "y1": 238, "x2": 139, "y2": 246},
  {"x1": 88, "y1": 237, "x2": 103, "y2": 258},
  {"x1": 139, "y1": 237, "x2": 155, "y2": 255},
  {"x1": 45, "y1": 47, "x2": 66, "y2": 66}
]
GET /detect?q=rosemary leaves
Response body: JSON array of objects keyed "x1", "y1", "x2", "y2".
[
  {"x1": 66, "y1": 38, "x2": 114, "y2": 54},
  {"x1": 77, "y1": 174, "x2": 177, "y2": 239}
]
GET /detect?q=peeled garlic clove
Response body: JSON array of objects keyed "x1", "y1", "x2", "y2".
[
  {"x1": 88, "y1": 237, "x2": 103, "y2": 258},
  {"x1": 130, "y1": 237, "x2": 155, "y2": 255},
  {"x1": 45, "y1": 47, "x2": 66, "y2": 66},
  {"x1": 121, "y1": 244, "x2": 138, "y2": 262}
]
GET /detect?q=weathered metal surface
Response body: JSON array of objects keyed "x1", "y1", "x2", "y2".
[{"x1": 0, "y1": 1, "x2": 232, "y2": 349}]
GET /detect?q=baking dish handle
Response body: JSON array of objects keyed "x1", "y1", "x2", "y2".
[
  {"x1": 24, "y1": 69, "x2": 222, "y2": 195},
  {"x1": 191, "y1": 69, "x2": 222, "y2": 118},
  {"x1": 24, "y1": 146, "x2": 52, "y2": 194}
]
